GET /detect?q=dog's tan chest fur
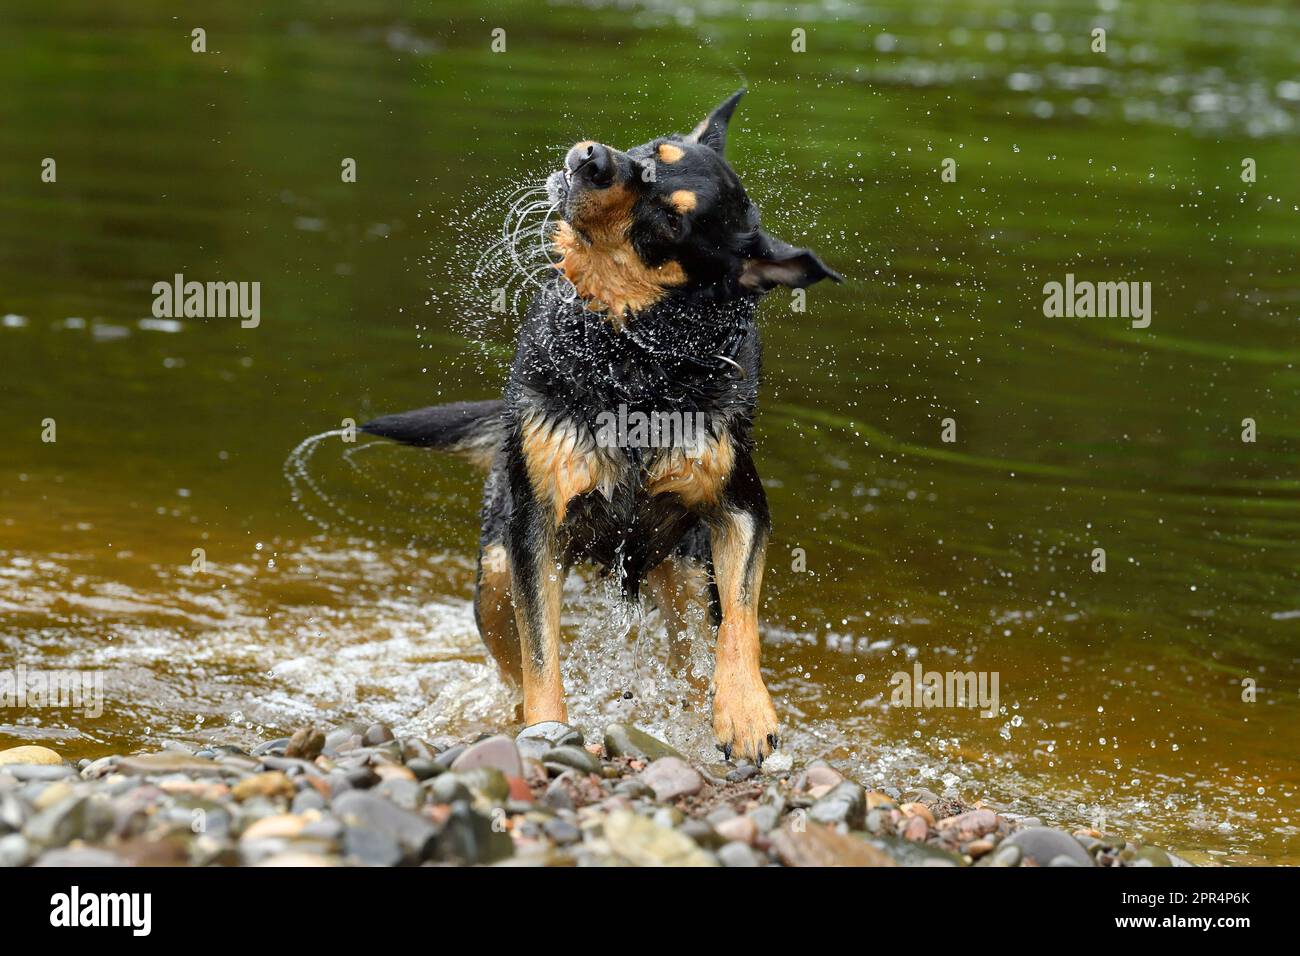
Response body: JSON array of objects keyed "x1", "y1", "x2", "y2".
[{"x1": 521, "y1": 413, "x2": 732, "y2": 524}]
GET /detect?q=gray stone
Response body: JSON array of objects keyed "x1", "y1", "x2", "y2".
[
  {"x1": 291, "y1": 789, "x2": 326, "y2": 814},
  {"x1": 426, "y1": 774, "x2": 472, "y2": 805},
  {"x1": 985, "y1": 843, "x2": 1021, "y2": 867},
  {"x1": 332, "y1": 790, "x2": 438, "y2": 861},
  {"x1": 450, "y1": 735, "x2": 522, "y2": 778},
  {"x1": 603, "y1": 723, "x2": 683, "y2": 761},
  {"x1": 717, "y1": 841, "x2": 764, "y2": 867},
  {"x1": 376, "y1": 777, "x2": 423, "y2": 811},
  {"x1": 1004, "y1": 827, "x2": 1094, "y2": 867},
  {"x1": 541, "y1": 745, "x2": 600, "y2": 776},
  {"x1": 23, "y1": 795, "x2": 112, "y2": 848},
  {"x1": 434, "y1": 801, "x2": 514, "y2": 864},
  {"x1": 5, "y1": 765, "x2": 76, "y2": 782},
  {"x1": 0, "y1": 833, "x2": 32, "y2": 867},
  {"x1": 639, "y1": 757, "x2": 703, "y2": 802},
  {"x1": 33, "y1": 847, "x2": 127, "y2": 867},
  {"x1": 544, "y1": 817, "x2": 581, "y2": 845},
  {"x1": 809, "y1": 781, "x2": 866, "y2": 829},
  {"x1": 516, "y1": 722, "x2": 583, "y2": 761}
]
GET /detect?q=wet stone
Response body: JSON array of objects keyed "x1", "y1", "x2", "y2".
[
  {"x1": 678, "y1": 818, "x2": 725, "y2": 850},
  {"x1": 34, "y1": 847, "x2": 127, "y2": 867},
  {"x1": 450, "y1": 735, "x2": 523, "y2": 778},
  {"x1": 516, "y1": 721, "x2": 583, "y2": 761},
  {"x1": 809, "y1": 781, "x2": 866, "y2": 829},
  {"x1": 435, "y1": 801, "x2": 513, "y2": 865},
  {"x1": 603, "y1": 723, "x2": 683, "y2": 762},
  {"x1": 726, "y1": 763, "x2": 759, "y2": 783},
  {"x1": 426, "y1": 774, "x2": 472, "y2": 805},
  {"x1": 286, "y1": 727, "x2": 326, "y2": 761},
  {"x1": 544, "y1": 817, "x2": 581, "y2": 846},
  {"x1": 0, "y1": 746, "x2": 63, "y2": 767},
  {"x1": 603, "y1": 810, "x2": 716, "y2": 867},
  {"x1": 1003, "y1": 827, "x2": 1094, "y2": 867},
  {"x1": 407, "y1": 758, "x2": 441, "y2": 781},
  {"x1": 639, "y1": 757, "x2": 703, "y2": 802},
  {"x1": 252, "y1": 737, "x2": 291, "y2": 757},
  {"x1": 376, "y1": 777, "x2": 423, "y2": 811},
  {"x1": 541, "y1": 745, "x2": 600, "y2": 776},
  {"x1": 332, "y1": 790, "x2": 438, "y2": 862},
  {"x1": 771, "y1": 823, "x2": 897, "y2": 868},
  {"x1": 6, "y1": 765, "x2": 76, "y2": 782},
  {"x1": 0, "y1": 832, "x2": 32, "y2": 866},
  {"x1": 362, "y1": 724, "x2": 395, "y2": 747}
]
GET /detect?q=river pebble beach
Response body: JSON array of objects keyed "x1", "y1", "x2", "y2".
[{"x1": 0, "y1": 725, "x2": 1192, "y2": 868}]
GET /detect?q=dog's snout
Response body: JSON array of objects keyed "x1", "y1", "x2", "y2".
[{"x1": 565, "y1": 141, "x2": 614, "y2": 187}]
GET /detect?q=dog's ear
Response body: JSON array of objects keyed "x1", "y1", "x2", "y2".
[
  {"x1": 686, "y1": 89, "x2": 745, "y2": 155},
  {"x1": 740, "y1": 231, "x2": 843, "y2": 292}
]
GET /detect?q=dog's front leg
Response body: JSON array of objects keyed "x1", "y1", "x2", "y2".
[
  {"x1": 506, "y1": 446, "x2": 568, "y2": 725},
  {"x1": 709, "y1": 455, "x2": 779, "y2": 764}
]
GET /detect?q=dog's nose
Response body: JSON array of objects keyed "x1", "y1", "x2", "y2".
[{"x1": 565, "y1": 141, "x2": 614, "y2": 188}]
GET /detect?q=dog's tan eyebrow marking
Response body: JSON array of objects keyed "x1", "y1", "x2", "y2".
[
  {"x1": 657, "y1": 143, "x2": 685, "y2": 163},
  {"x1": 668, "y1": 190, "x2": 697, "y2": 213}
]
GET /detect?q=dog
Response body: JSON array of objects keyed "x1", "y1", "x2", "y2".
[{"x1": 362, "y1": 91, "x2": 840, "y2": 763}]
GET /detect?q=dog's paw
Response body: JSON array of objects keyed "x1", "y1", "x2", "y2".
[{"x1": 712, "y1": 671, "x2": 779, "y2": 765}]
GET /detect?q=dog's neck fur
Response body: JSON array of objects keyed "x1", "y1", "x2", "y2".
[{"x1": 552, "y1": 222, "x2": 688, "y2": 326}]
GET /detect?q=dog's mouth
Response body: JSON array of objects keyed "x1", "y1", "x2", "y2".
[{"x1": 545, "y1": 168, "x2": 569, "y2": 210}]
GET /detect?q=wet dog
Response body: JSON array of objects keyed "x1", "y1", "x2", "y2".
[{"x1": 363, "y1": 91, "x2": 840, "y2": 763}]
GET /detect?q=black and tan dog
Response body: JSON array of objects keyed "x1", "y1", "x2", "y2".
[{"x1": 363, "y1": 92, "x2": 840, "y2": 763}]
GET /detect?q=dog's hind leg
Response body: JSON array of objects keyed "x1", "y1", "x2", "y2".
[
  {"x1": 645, "y1": 538, "x2": 716, "y2": 686},
  {"x1": 474, "y1": 542, "x2": 522, "y2": 690}
]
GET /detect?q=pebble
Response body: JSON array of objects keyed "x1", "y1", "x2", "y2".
[
  {"x1": 333, "y1": 790, "x2": 439, "y2": 862},
  {"x1": 241, "y1": 814, "x2": 310, "y2": 841},
  {"x1": 981, "y1": 843, "x2": 1020, "y2": 866},
  {"x1": 903, "y1": 815, "x2": 930, "y2": 842},
  {"x1": 286, "y1": 727, "x2": 326, "y2": 761},
  {"x1": 714, "y1": 815, "x2": 758, "y2": 845},
  {"x1": 810, "y1": 781, "x2": 866, "y2": 829},
  {"x1": 717, "y1": 841, "x2": 764, "y2": 867},
  {"x1": 0, "y1": 832, "x2": 32, "y2": 866},
  {"x1": 602, "y1": 810, "x2": 716, "y2": 866},
  {"x1": 761, "y1": 752, "x2": 793, "y2": 774},
  {"x1": 450, "y1": 735, "x2": 522, "y2": 778},
  {"x1": 362, "y1": 724, "x2": 395, "y2": 747},
  {"x1": 516, "y1": 721, "x2": 583, "y2": 761},
  {"x1": 770, "y1": 823, "x2": 897, "y2": 867},
  {"x1": 639, "y1": 757, "x2": 703, "y2": 802},
  {"x1": 900, "y1": 802, "x2": 936, "y2": 826},
  {"x1": 231, "y1": 772, "x2": 296, "y2": 802},
  {"x1": 603, "y1": 723, "x2": 683, "y2": 761},
  {"x1": 1003, "y1": 827, "x2": 1094, "y2": 867},
  {"x1": 541, "y1": 745, "x2": 601, "y2": 776},
  {"x1": 0, "y1": 746, "x2": 63, "y2": 767}
]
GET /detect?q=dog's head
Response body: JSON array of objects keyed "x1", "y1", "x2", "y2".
[{"x1": 546, "y1": 90, "x2": 841, "y2": 320}]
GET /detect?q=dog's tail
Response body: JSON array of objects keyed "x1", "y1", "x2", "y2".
[{"x1": 360, "y1": 399, "x2": 506, "y2": 470}]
